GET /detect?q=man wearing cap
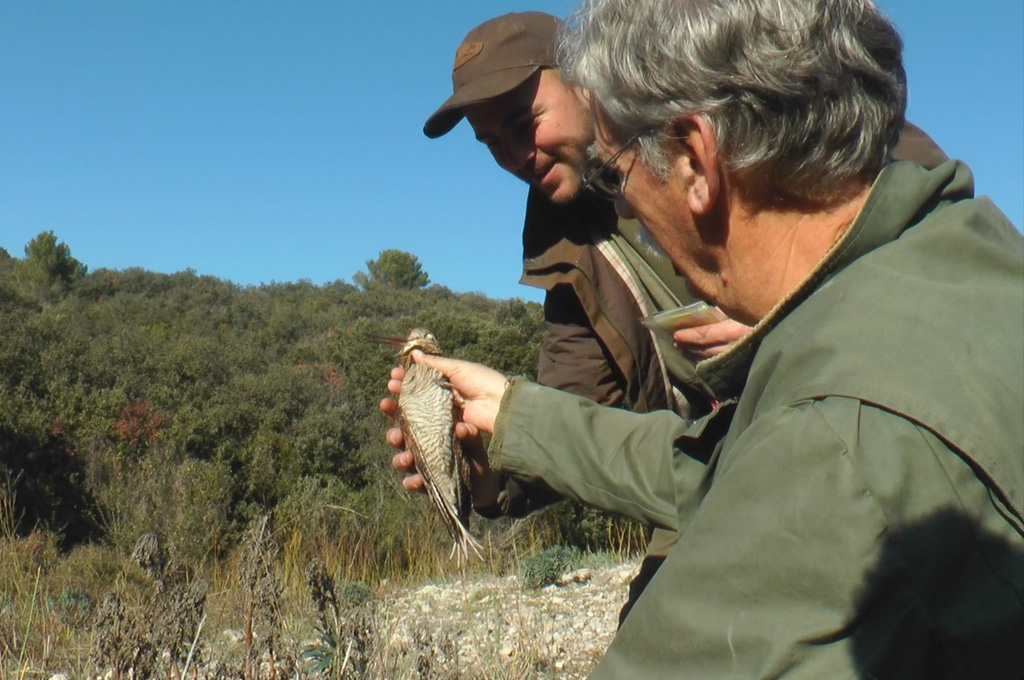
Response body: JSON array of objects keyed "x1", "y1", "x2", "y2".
[
  {"x1": 425, "y1": 11, "x2": 726, "y2": 420},
  {"x1": 423, "y1": 10, "x2": 736, "y2": 624},
  {"x1": 415, "y1": 10, "x2": 948, "y2": 623}
]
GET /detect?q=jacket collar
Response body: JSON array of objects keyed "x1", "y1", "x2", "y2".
[
  {"x1": 521, "y1": 186, "x2": 618, "y2": 273},
  {"x1": 696, "y1": 160, "x2": 972, "y2": 399}
]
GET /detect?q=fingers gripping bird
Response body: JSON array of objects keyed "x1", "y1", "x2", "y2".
[{"x1": 380, "y1": 328, "x2": 482, "y2": 565}]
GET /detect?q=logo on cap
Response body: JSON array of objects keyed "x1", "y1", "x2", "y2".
[{"x1": 454, "y1": 42, "x2": 484, "y2": 70}]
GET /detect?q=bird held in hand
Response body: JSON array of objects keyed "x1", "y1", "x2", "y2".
[{"x1": 377, "y1": 328, "x2": 482, "y2": 565}]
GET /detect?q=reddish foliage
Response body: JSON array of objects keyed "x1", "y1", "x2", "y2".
[
  {"x1": 115, "y1": 401, "x2": 169, "y2": 449},
  {"x1": 49, "y1": 416, "x2": 67, "y2": 438},
  {"x1": 323, "y1": 366, "x2": 344, "y2": 387}
]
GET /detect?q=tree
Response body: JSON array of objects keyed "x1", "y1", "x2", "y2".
[
  {"x1": 0, "y1": 247, "x2": 17, "y2": 308},
  {"x1": 352, "y1": 249, "x2": 429, "y2": 291},
  {"x1": 14, "y1": 231, "x2": 88, "y2": 303},
  {"x1": 0, "y1": 246, "x2": 13, "y2": 272}
]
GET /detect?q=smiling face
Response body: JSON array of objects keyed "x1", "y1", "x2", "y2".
[{"x1": 464, "y1": 69, "x2": 593, "y2": 204}]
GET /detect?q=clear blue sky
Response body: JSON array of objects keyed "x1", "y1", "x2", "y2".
[{"x1": 2, "y1": 0, "x2": 1021, "y2": 303}]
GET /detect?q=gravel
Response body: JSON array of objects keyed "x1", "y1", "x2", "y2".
[{"x1": 372, "y1": 558, "x2": 641, "y2": 679}]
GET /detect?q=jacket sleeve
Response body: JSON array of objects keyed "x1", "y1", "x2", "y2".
[
  {"x1": 476, "y1": 285, "x2": 630, "y2": 519},
  {"x1": 480, "y1": 317, "x2": 627, "y2": 518},
  {"x1": 493, "y1": 389, "x2": 1024, "y2": 679},
  {"x1": 488, "y1": 379, "x2": 693, "y2": 530}
]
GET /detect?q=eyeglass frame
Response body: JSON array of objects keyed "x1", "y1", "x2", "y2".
[{"x1": 581, "y1": 128, "x2": 648, "y2": 199}]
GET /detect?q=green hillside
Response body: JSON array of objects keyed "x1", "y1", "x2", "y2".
[{"x1": 1, "y1": 233, "x2": 550, "y2": 562}]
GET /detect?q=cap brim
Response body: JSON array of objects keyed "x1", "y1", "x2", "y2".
[{"x1": 423, "y1": 65, "x2": 543, "y2": 138}]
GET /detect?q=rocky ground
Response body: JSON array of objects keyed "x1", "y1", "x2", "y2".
[
  {"x1": 206, "y1": 557, "x2": 641, "y2": 679},
  {"x1": 40, "y1": 557, "x2": 641, "y2": 680},
  {"x1": 375, "y1": 558, "x2": 640, "y2": 679}
]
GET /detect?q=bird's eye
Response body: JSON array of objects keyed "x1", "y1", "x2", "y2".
[{"x1": 427, "y1": 333, "x2": 435, "y2": 340}]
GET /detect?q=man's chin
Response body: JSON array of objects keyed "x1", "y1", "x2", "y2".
[{"x1": 538, "y1": 177, "x2": 584, "y2": 204}]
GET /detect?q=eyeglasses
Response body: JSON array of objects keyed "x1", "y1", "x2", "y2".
[{"x1": 581, "y1": 129, "x2": 646, "y2": 199}]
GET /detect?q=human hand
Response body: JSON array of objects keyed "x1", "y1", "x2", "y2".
[
  {"x1": 412, "y1": 352, "x2": 509, "y2": 434},
  {"x1": 672, "y1": 313, "x2": 751, "y2": 360},
  {"x1": 380, "y1": 360, "x2": 502, "y2": 506},
  {"x1": 380, "y1": 365, "x2": 425, "y2": 492}
]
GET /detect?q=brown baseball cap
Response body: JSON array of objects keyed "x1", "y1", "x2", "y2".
[{"x1": 423, "y1": 12, "x2": 559, "y2": 139}]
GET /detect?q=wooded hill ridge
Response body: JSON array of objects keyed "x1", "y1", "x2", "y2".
[{"x1": 0, "y1": 232, "x2": 549, "y2": 568}]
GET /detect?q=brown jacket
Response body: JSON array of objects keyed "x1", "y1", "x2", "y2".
[{"x1": 521, "y1": 187, "x2": 708, "y2": 415}]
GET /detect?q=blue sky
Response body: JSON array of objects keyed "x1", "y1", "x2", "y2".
[{"x1": 2, "y1": 0, "x2": 1021, "y2": 303}]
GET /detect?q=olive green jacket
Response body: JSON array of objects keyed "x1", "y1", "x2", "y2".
[
  {"x1": 490, "y1": 160, "x2": 1024, "y2": 678},
  {"x1": 481, "y1": 187, "x2": 707, "y2": 526}
]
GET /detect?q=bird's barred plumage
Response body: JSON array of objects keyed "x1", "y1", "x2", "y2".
[{"x1": 392, "y1": 329, "x2": 482, "y2": 565}]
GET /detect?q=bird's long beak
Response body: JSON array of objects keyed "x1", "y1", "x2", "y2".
[{"x1": 369, "y1": 334, "x2": 406, "y2": 347}]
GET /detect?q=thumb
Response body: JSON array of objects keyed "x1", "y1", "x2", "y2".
[{"x1": 411, "y1": 350, "x2": 458, "y2": 375}]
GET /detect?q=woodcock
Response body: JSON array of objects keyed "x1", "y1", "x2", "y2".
[{"x1": 381, "y1": 328, "x2": 482, "y2": 565}]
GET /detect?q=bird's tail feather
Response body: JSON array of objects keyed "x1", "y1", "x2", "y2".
[{"x1": 449, "y1": 522, "x2": 483, "y2": 568}]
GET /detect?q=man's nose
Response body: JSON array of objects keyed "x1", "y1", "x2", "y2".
[{"x1": 499, "y1": 137, "x2": 534, "y2": 175}]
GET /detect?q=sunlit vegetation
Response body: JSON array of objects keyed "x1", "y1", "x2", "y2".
[{"x1": 0, "y1": 234, "x2": 644, "y2": 678}]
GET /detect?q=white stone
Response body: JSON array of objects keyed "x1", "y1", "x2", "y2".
[{"x1": 221, "y1": 628, "x2": 245, "y2": 644}]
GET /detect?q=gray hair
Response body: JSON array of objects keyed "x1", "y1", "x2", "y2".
[{"x1": 559, "y1": 0, "x2": 907, "y2": 206}]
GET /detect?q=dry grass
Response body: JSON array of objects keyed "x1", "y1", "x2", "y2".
[{"x1": 1, "y1": 484, "x2": 641, "y2": 680}]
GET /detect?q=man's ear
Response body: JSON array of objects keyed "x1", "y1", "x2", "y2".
[{"x1": 669, "y1": 116, "x2": 720, "y2": 216}]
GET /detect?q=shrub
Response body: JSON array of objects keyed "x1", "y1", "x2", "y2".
[
  {"x1": 519, "y1": 545, "x2": 580, "y2": 589},
  {"x1": 47, "y1": 586, "x2": 93, "y2": 626}
]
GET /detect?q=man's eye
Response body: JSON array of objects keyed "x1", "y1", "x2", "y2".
[
  {"x1": 512, "y1": 115, "x2": 534, "y2": 133},
  {"x1": 598, "y1": 166, "x2": 621, "y2": 184},
  {"x1": 587, "y1": 159, "x2": 618, "y2": 181}
]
